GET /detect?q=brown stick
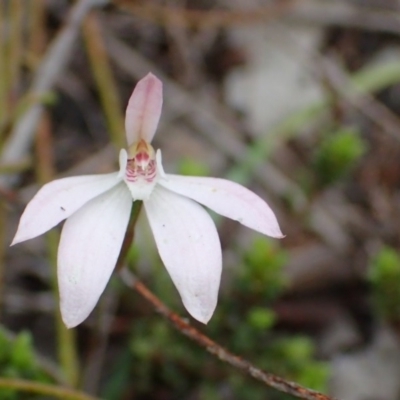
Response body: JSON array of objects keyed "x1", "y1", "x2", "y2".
[
  {"x1": 120, "y1": 269, "x2": 337, "y2": 400},
  {"x1": 113, "y1": 0, "x2": 297, "y2": 29}
]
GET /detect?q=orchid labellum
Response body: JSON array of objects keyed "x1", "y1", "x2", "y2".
[{"x1": 12, "y1": 73, "x2": 283, "y2": 328}]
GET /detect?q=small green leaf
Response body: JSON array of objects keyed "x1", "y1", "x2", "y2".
[
  {"x1": 313, "y1": 127, "x2": 366, "y2": 186},
  {"x1": 369, "y1": 246, "x2": 400, "y2": 319},
  {"x1": 247, "y1": 308, "x2": 276, "y2": 330}
]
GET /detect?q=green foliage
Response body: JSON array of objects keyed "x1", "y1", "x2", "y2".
[
  {"x1": 0, "y1": 329, "x2": 52, "y2": 399},
  {"x1": 10, "y1": 333, "x2": 36, "y2": 373},
  {"x1": 103, "y1": 238, "x2": 329, "y2": 399},
  {"x1": 313, "y1": 127, "x2": 366, "y2": 186},
  {"x1": 238, "y1": 238, "x2": 288, "y2": 300},
  {"x1": 271, "y1": 337, "x2": 328, "y2": 392},
  {"x1": 368, "y1": 246, "x2": 400, "y2": 320},
  {"x1": 247, "y1": 307, "x2": 276, "y2": 331}
]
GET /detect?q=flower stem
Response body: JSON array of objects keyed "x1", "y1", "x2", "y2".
[
  {"x1": 116, "y1": 201, "x2": 143, "y2": 272},
  {"x1": 0, "y1": 378, "x2": 99, "y2": 400}
]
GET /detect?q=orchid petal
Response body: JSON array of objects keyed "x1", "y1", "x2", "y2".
[
  {"x1": 160, "y1": 175, "x2": 283, "y2": 238},
  {"x1": 144, "y1": 186, "x2": 222, "y2": 324},
  {"x1": 155, "y1": 149, "x2": 166, "y2": 178},
  {"x1": 58, "y1": 183, "x2": 132, "y2": 328},
  {"x1": 12, "y1": 173, "x2": 121, "y2": 245},
  {"x1": 125, "y1": 73, "x2": 163, "y2": 146},
  {"x1": 118, "y1": 149, "x2": 128, "y2": 178}
]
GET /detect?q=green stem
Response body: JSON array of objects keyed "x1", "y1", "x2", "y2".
[
  {"x1": 35, "y1": 115, "x2": 79, "y2": 387},
  {"x1": 0, "y1": 378, "x2": 99, "y2": 400},
  {"x1": 0, "y1": 2, "x2": 6, "y2": 124},
  {"x1": 82, "y1": 13, "x2": 125, "y2": 149},
  {"x1": 7, "y1": 0, "x2": 23, "y2": 102},
  {"x1": 0, "y1": 199, "x2": 6, "y2": 315},
  {"x1": 48, "y1": 231, "x2": 80, "y2": 387},
  {"x1": 116, "y1": 201, "x2": 143, "y2": 271}
]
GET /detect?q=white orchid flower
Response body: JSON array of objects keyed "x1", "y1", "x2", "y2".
[{"x1": 12, "y1": 73, "x2": 283, "y2": 328}]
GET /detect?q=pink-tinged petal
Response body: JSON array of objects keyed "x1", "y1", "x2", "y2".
[
  {"x1": 160, "y1": 175, "x2": 283, "y2": 238},
  {"x1": 58, "y1": 183, "x2": 132, "y2": 328},
  {"x1": 144, "y1": 186, "x2": 222, "y2": 324},
  {"x1": 12, "y1": 173, "x2": 121, "y2": 245},
  {"x1": 125, "y1": 73, "x2": 163, "y2": 146}
]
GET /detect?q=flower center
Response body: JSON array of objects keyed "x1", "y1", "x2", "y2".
[
  {"x1": 125, "y1": 139, "x2": 157, "y2": 183},
  {"x1": 121, "y1": 139, "x2": 162, "y2": 201}
]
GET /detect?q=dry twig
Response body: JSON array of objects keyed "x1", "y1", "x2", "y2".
[
  {"x1": 120, "y1": 268, "x2": 337, "y2": 400},
  {"x1": 113, "y1": 0, "x2": 400, "y2": 35},
  {"x1": 113, "y1": 0, "x2": 296, "y2": 28}
]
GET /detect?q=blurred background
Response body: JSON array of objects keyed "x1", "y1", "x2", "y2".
[{"x1": 1, "y1": 0, "x2": 400, "y2": 399}]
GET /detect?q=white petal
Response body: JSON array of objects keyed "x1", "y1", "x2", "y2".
[
  {"x1": 118, "y1": 148, "x2": 128, "y2": 178},
  {"x1": 144, "y1": 186, "x2": 222, "y2": 324},
  {"x1": 155, "y1": 149, "x2": 166, "y2": 178},
  {"x1": 12, "y1": 173, "x2": 121, "y2": 245},
  {"x1": 58, "y1": 183, "x2": 132, "y2": 328},
  {"x1": 160, "y1": 175, "x2": 283, "y2": 238},
  {"x1": 125, "y1": 73, "x2": 163, "y2": 146}
]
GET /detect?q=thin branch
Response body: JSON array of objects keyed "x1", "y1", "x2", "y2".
[
  {"x1": 319, "y1": 55, "x2": 400, "y2": 144},
  {"x1": 286, "y1": 1, "x2": 400, "y2": 36},
  {"x1": 113, "y1": 0, "x2": 400, "y2": 35},
  {"x1": 269, "y1": 21, "x2": 400, "y2": 144},
  {"x1": 120, "y1": 269, "x2": 337, "y2": 400},
  {"x1": 113, "y1": 0, "x2": 297, "y2": 29}
]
